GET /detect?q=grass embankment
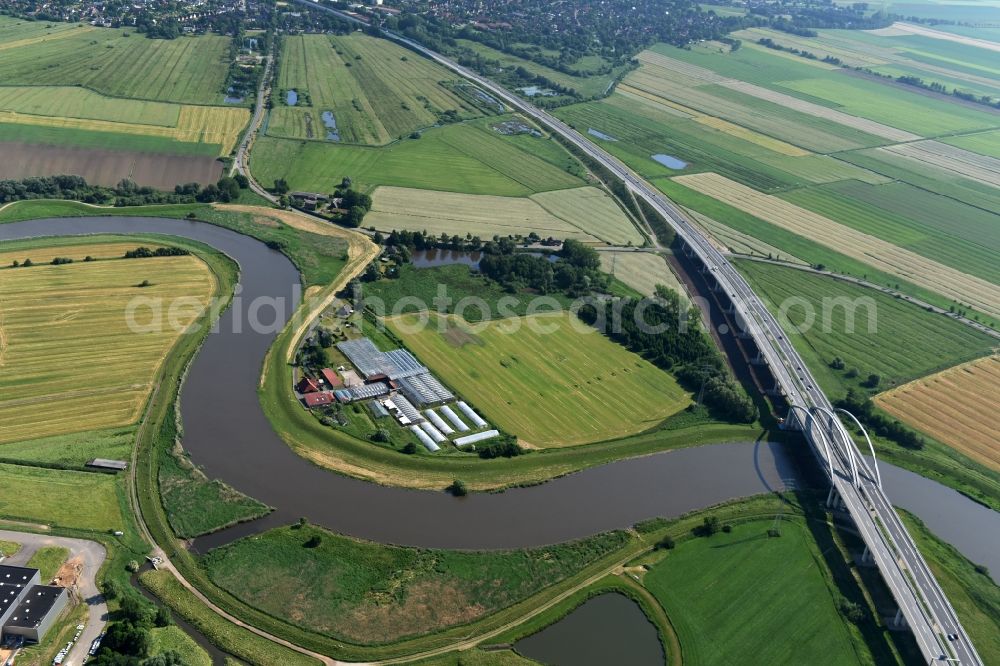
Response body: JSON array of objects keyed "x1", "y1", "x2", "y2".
[
  {"x1": 26, "y1": 546, "x2": 68, "y2": 581},
  {"x1": 139, "y1": 569, "x2": 319, "y2": 666},
  {"x1": 201, "y1": 525, "x2": 629, "y2": 645},
  {"x1": 386, "y1": 311, "x2": 691, "y2": 447},
  {"x1": 149, "y1": 625, "x2": 212, "y2": 666},
  {"x1": 0, "y1": 539, "x2": 21, "y2": 558}
]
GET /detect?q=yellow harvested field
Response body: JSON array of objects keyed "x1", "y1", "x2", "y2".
[
  {"x1": 0, "y1": 246, "x2": 216, "y2": 444},
  {"x1": 672, "y1": 172, "x2": 1000, "y2": 319},
  {"x1": 693, "y1": 116, "x2": 812, "y2": 157},
  {"x1": 0, "y1": 241, "x2": 162, "y2": 266},
  {"x1": 717, "y1": 80, "x2": 921, "y2": 142},
  {"x1": 0, "y1": 88, "x2": 249, "y2": 155},
  {"x1": 875, "y1": 356, "x2": 1000, "y2": 472},
  {"x1": 366, "y1": 186, "x2": 602, "y2": 242},
  {"x1": 880, "y1": 141, "x2": 1000, "y2": 188},
  {"x1": 600, "y1": 251, "x2": 685, "y2": 297},
  {"x1": 0, "y1": 25, "x2": 96, "y2": 52},
  {"x1": 530, "y1": 187, "x2": 643, "y2": 245}
]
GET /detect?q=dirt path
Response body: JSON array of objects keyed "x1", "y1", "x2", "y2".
[{"x1": 874, "y1": 22, "x2": 1000, "y2": 53}]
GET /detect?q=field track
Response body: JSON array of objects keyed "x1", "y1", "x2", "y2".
[{"x1": 875, "y1": 355, "x2": 1000, "y2": 472}]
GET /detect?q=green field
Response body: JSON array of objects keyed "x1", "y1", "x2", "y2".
[
  {"x1": 385, "y1": 312, "x2": 691, "y2": 447},
  {"x1": 454, "y1": 39, "x2": 627, "y2": 99},
  {"x1": 0, "y1": 427, "x2": 134, "y2": 467},
  {"x1": 555, "y1": 94, "x2": 884, "y2": 191},
  {"x1": 0, "y1": 19, "x2": 233, "y2": 105},
  {"x1": 941, "y1": 129, "x2": 1000, "y2": 159},
  {"x1": 202, "y1": 523, "x2": 628, "y2": 645},
  {"x1": 149, "y1": 626, "x2": 212, "y2": 666},
  {"x1": 738, "y1": 260, "x2": 996, "y2": 398},
  {"x1": 643, "y1": 519, "x2": 873, "y2": 665},
  {"x1": 140, "y1": 569, "x2": 320, "y2": 666},
  {"x1": 253, "y1": 119, "x2": 584, "y2": 196},
  {"x1": 780, "y1": 180, "x2": 1000, "y2": 286},
  {"x1": 0, "y1": 463, "x2": 124, "y2": 531},
  {"x1": 271, "y1": 33, "x2": 482, "y2": 144},
  {"x1": 26, "y1": 546, "x2": 68, "y2": 582}
]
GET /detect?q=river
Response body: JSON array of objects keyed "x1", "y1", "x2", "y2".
[{"x1": 1, "y1": 217, "x2": 996, "y2": 579}]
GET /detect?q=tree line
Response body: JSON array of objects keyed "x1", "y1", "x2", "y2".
[{"x1": 0, "y1": 174, "x2": 249, "y2": 206}]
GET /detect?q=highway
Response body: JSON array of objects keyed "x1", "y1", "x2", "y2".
[{"x1": 287, "y1": 2, "x2": 982, "y2": 661}]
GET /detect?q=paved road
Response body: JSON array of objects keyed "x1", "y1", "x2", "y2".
[
  {"x1": 231, "y1": 54, "x2": 278, "y2": 204},
  {"x1": 0, "y1": 530, "x2": 106, "y2": 666},
  {"x1": 285, "y1": 4, "x2": 982, "y2": 662}
]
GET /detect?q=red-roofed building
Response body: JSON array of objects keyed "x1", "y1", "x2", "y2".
[
  {"x1": 321, "y1": 368, "x2": 343, "y2": 388},
  {"x1": 303, "y1": 392, "x2": 334, "y2": 408},
  {"x1": 297, "y1": 376, "x2": 320, "y2": 394}
]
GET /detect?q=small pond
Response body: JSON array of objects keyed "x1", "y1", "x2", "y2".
[
  {"x1": 515, "y1": 593, "x2": 665, "y2": 666},
  {"x1": 410, "y1": 249, "x2": 483, "y2": 268},
  {"x1": 519, "y1": 85, "x2": 557, "y2": 97},
  {"x1": 321, "y1": 110, "x2": 340, "y2": 141},
  {"x1": 286, "y1": 89, "x2": 299, "y2": 106},
  {"x1": 223, "y1": 87, "x2": 244, "y2": 104},
  {"x1": 588, "y1": 128, "x2": 618, "y2": 141},
  {"x1": 652, "y1": 154, "x2": 688, "y2": 169}
]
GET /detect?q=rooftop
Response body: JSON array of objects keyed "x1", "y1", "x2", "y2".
[
  {"x1": 0, "y1": 566, "x2": 38, "y2": 616},
  {"x1": 6, "y1": 585, "x2": 66, "y2": 629}
]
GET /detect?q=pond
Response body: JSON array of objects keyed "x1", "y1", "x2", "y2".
[
  {"x1": 223, "y1": 87, "x2": 244, "y2": 104},
  {"x1": 588, "y1": 128, "x2": 618, "y2": 141},
  {"x1": 321, "y1": 110, "x2": 340, "y2": 142},
  {"x1": 286, "y1": 89, "x2": 299, "y2": 106},
  {"x1": 651, "y1": 154, "x2": 688, "y2": 169},
  {"x1": 519, "y1": 85, "x2": 557, "y2": 97},
  {"x1": 515, "y1": 593, "x2": 665, "y2": 666},
  {"x1": 410, "y1": 248, "x2": 483, "y2": 268}
]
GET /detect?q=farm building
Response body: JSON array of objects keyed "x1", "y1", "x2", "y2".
[
  {"x1": 86, "y1": 458, "x2": 128, "y2": 472},
  {"x1": 384, "y1": 395, "x2": 424, "y2": 425},
  {"x1": 320, "y1": 368, "x2": 343, "y2": 388},
  {"x1": 297, "y1": 376, "x2": 321, "y2": 394},
  {"x1": 335, "y1": 338, "x2": 454, "y2": 405},
  {"x1": 0, "y1": 566, "x2": 66, "y2": 643},
  {"x1": 303, "y1": 392, "x2": 334, "y2": 408}
]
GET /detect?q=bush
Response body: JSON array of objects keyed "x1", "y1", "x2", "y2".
[
  {"x1": 304, "y1": 535, "x2": 322, "y2": 548},
  {"x1": 657, "y1": 535, "x2": 675, "y2": 550},
  {"x1": 401, "y1": 442, "x2": 418, "y2": 455},
  {"x1": 767, "y1": 528, "x2": 781, "y2": 538},
  {"x1": 694, "y1": 516, "x2": 720, "y2": 537},
  {"x1": 836, "y1": 596, "x2": 865, "y2": 624},
  {"x1": 721, "y1": 523, "x2": 732, "y2": 533},
  {"x1": 448, "y1": 479, "x2": 468, "y2": 496}
]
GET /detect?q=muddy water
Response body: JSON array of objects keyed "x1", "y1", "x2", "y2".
[
  {"x1": 2, "y1": 217, "x2": 997, "y2": 569},
  {"x1": 515, "y1": 593, "x2": 665, "y2": 666}
]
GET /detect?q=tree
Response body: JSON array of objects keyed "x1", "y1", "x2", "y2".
[
  {"x1": 304, "y1": 535, "x2": 322, "y2": 548},
  {"x1": 371, "y1": 428, "x2": 390, "y2": 443},
  {"x1": 153, "y1": 606, "x2": 172, "y2": 628},
  {"x1": 273, "y1": 178, "x2": 290, "y2": 194},
  {"x1": 863, "y1": 374, "x2": 881, "y2": 388},
  {"x1": 233, "y1": 173, "x2": 250, "y2": 188},
  {"x1": 217, "y1": 176, "x2": 241, "y2": 202},
  {"x1": 695, "y1": 515, "x2": 720, "y2": 537},
  {"x1": 401, "y1": 442, "x2": 418, "y2": 454},
  {"x1": 373, "y1": 231, "x2": 384, "y2": 245},
  {"x1": 362, "y1": 262, "x2": 381, "y2": 282},
  {"x1": 829, "y1": 356, "x2": 845, "y2": 370},
  {"x1": 22, "y1": 258, "x2": 32, "y2": 267},
  {"x1": 448, "y1": 479, "x2": 468, "y2": 496},
  {"x1": 345, "y1": 205, "x2": 366, "y2": 228}
]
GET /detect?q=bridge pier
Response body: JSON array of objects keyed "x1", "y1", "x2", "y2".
[
  {"x1": 751, "y1": 351, "x2": 766, "y2": 366},
  {"x1": 893, "y1": 609, "x2": 908, "y2": 630},
  {"x1": 858, "y1": 545, "x2": 875, "y2": 567},
  {"x1": 826, "y1": 486, "x2": 837, "y2": 508}
]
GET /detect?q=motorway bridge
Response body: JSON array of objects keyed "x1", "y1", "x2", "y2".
[{"x1": 289, "y1": 3, "x2": 982, "y2": 661}]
